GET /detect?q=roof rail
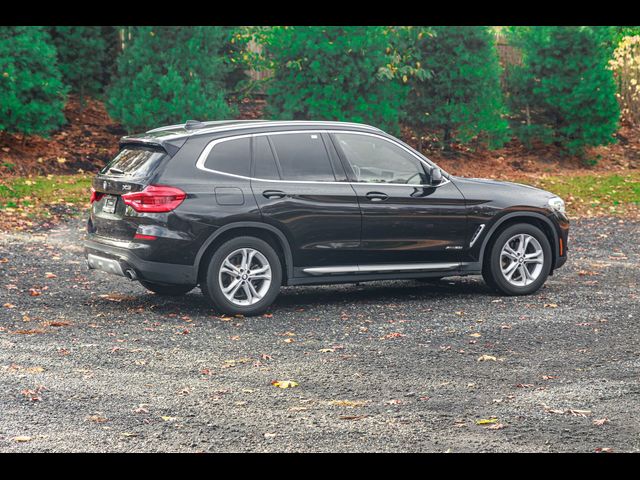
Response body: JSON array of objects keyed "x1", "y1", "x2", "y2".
[{"x1": 192, "y1": 120, "x2": 383, "y2": 137}]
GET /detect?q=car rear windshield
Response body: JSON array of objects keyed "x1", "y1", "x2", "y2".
[{"x1": 100, "y1": 146, "x2": 168, "y2": 178}]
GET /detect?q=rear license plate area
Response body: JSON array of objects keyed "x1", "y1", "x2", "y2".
[{"x1": 102, "y1": 195, "x2": 118, "y2": 214}]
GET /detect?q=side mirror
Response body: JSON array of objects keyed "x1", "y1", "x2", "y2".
[{"x1": 430, "y1": 167, "x2": 443, "y2": 185}]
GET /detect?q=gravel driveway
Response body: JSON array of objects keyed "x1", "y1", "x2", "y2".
[{"x1": 1, "y1": 217, "x2": 639, "y2": 452}]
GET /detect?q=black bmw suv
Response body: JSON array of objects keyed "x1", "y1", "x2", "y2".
[{"x1": 85, "y1": 120, "x2": 569, "y2": 315}]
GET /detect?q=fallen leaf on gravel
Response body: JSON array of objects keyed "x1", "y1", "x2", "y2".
[
  {"x1": 272, "y1": 380, "x2": 298, "y2": 389},
  {"x1": 469, "y1": 333, "x2": 481, "y2": 338},
  {"x1": 329, "y1": 400, "x2": 366, "y2": 407},
  {"x1": 99, "y1": 293, "x2": 136, "y2": 302},
  {"x1": 381, "y1": 332, "x2": 405, "y2": 340},
  {"x1": 264, "y1": 432, "x2": 277, "y2": 438},
  {"x1": 13, "y1": 436, "x2": 32, "y2": 443},
  {"x1": 283, "y1": 338, "x2": 294, "y2": 343},
  {"x1": 486, "y1": 423, "x2": 506, "y2": 430},
  {"x1": 477, "y1": 355, "x2": 497, "y2": 362},
  {"x1": 568, "y1": 409, "x2": 592, "y2": 417},
  {"x1": 476, "y1": 418, "x2": 498, "y2": 425},
  {"x1": 516, "y1": 383, "x2": 534, "y2": 388},
  {"x1": 133, "y1": 405, "x2": 149, "y2": 414},
  {"x1": 543, "y1": 303, "x2": 558, "y2": 308},
  {"x1": 593, "y1": 418, "x2": 610, "y2": 426},
  {"x1": 161, "y1": 416, "x2": 177, "y2": 422},
  {"x1": 44, "y1": 272, "x2": 57, "y2": 278},
  {"x1": 13, "y1": 329, "x2": 46, "y2": 335},
  {"x1": 24, "y1": 366, "x2": 45, "y2": 374},
  {"x1": 541, "y1": 375, "x2": 557, "y2": 380},
  {"x1": 318, "y1": 348, "x2": 335, "y2": 353},
  {"x1": 44, "y1": 321, "x2": 71, "y2": 327},
  {"x1": 3, "y1": 303, "x2": 16, "y2": 308},
  {"x1": 595, "y1": 447, "x2": 614, "y2": 453},
  {"x1": 28, "y1": 288, "x2": 41, "y2": 296},
  {"x1": 87, "y1": 415, "x2": 108, "y2": 423},
  {"x1": 385, "y1": 399, "x2": 403, "y2": 405},
  {"x1": 120, "y1": 432, "x2": 138, "y2": 438},
  {"x1": 0, "y1": 257, "x2": 8, "y2": 263},
  {"x1": 578, "y1": 270, "x2": 600, "y2": 276}
]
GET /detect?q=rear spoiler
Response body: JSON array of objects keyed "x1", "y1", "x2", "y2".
[{"x1": 118, "y1": 135, "x2": 187, "y2": 157}]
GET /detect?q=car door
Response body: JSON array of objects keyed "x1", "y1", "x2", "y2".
[
  {"x1": 330, "y1": 131, "x2": 468, "y2": 267},
  {"x1": 250, "y1": 131, "x2": 361, "y2": 273}
]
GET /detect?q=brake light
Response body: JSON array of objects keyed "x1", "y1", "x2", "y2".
[
  {"x1": 121, "y1": 185, "x2": 186, "y2": 213},
  {"x1": 134, "y1": 233, "x2": 157, "y2": 241},
  {"x1": 90, "y1": 187, "x2": 104, "y2": 204}
]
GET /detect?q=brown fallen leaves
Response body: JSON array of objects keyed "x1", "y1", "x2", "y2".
[
  {"x1": 381, "y1": 332, "x2": 406, "y2": 340},
  {"x1": 543, "y1": 405, "x2": 592, "y2": 417}
]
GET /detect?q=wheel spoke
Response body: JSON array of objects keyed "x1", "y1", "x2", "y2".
[
  {"x1": 241, "y1": 282, "x2": 253, "y2": 303},
  {"x1": 503, "y1": 261, "x2": 519, "y2": 279}
]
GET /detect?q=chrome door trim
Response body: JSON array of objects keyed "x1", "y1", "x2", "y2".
[{"x1": 303, "y1": 262, "x2": 459, "y2": 276}]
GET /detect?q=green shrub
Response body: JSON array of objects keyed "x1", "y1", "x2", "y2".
[
  {"x1": 404, "y1": 26, "x2": 508, "y2": 150},
  {"x1": 263, "y1": 26, "x2": 406, "y2": 134},
  {"x1": 0, "y1": 26, "x2": 67, "y2": 136},
  {"x1": 107, "y1": 26, "x2": 237, "y2": 133},
  {"x1": 505, "y1": 26, "x2": 619, "y2": 156},
  {"x1": 49, "y1": 26, "x2": 115, "y2": 104}
]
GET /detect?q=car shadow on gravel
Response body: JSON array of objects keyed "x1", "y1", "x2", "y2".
[{"x1": 91, "y1": 277, "x2": 497, "y2": 316}]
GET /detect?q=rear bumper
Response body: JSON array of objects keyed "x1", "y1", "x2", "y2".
[{"x1": 84, "y1": 237, "x2": 197, "y2": 285}]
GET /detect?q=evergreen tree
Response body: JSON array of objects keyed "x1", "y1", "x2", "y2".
[
  {"x1": 107, "y1": 26, "x2": 236, "y2": 132},
  {"x1": 49, "y1": 26, "x2": 111, "y2": 105},
  {"x1": 263, "y1": 26, "x2": 406, "y2": 133},
  {"x1": 506, "y1": 26, "x2": 619, "y2": 156},
  {"x1": 0, "y1": 26, "x2": 67, "y2": 136},
  {"x1": 405, "y1": 26, "x2": 508, "y2": 150}
]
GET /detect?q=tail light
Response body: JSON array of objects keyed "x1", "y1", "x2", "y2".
[
  {"x1": 90, "y1": 187, "x2": 104, "y2": 204},
  {"x1": 121, "y1": 185, "x2": 186, "y2": 213}
]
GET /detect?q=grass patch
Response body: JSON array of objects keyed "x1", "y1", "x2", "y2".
[
  {"x1": 0, "y1": 174, "x2": 92, "y2": 230},
  {"x1": 0, "y1": 173, "x2": 92, "y2": 209},
  {"x1": 518, "y1": 171, "x2": 640, "y2": 217}
]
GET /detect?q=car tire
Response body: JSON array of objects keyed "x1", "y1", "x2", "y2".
[
  {"x1": 139, "y1": 280, "x2": 195, "y2": 296},
  {"x1": 483, "y1": 223, "x2": 552, "y2": 296},
  {"x1": 201, "y1": 236, "x2": 282, "y2": 316}
]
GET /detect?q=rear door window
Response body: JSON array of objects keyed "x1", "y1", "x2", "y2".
[
  {"x1": 203, "y1": 137, "x2": 251, "y2": 177},
  {"x1": 268, "y1": 133, "x2": 336, "y2": 182},
  {"x1": 100, "y1": 146, "x2": 168, "y2": 178}
]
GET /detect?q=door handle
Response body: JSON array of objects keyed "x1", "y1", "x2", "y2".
[
  {"x1": 263, "y1": 190, "x2": 287, "y2": 199},
  {"x1": 365, "y1": 191, "x2": 388, "y2": 202}
]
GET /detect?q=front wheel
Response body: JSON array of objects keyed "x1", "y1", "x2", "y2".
[
  {"x1": 201, "y1": 236, "x2": 282, "y2": 316},
  {"x1": 483, "y1": 223, "x2": 552, "y2": 296}
]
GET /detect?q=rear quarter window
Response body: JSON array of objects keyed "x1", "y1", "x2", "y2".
[
  {"x1": 203, "y1": 137, "x2": 251, "y2": 177},
  {"x1": 101, "y1": 146, "x2": 168, "y2": 178}
]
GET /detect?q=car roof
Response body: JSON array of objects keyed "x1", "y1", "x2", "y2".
[{"x1": 119, "y1": 120, "x2": 385, "y2": 155}]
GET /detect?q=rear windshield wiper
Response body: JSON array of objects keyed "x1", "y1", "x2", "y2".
[{"x1": 108, "y1": 167, "x2": 125, "y2": 175}]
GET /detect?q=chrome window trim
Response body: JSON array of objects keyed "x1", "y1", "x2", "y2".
[{"x1": 195, "y1": 129, "x2": 451, "y2": 188}]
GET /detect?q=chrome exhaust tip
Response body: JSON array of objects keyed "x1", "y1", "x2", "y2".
[{"x1": 124, "y1": 269, "x2": 138, "y2": 281}]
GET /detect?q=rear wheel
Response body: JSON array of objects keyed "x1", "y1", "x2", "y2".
[
  {"x1": 139, "y1": 280, "x2": 194, "y2": 296},
  {"x1": 201, "y1": 236, "x2": 282, "y2": 316},
  {"x1": 483, "y1": 223, "x2": 552, "y2": 296}
]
